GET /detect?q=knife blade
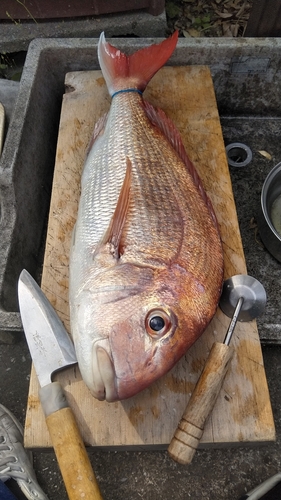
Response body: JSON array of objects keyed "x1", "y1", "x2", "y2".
[{"x1": 18, "y1": 269, "x2": 103, "y2": 500}]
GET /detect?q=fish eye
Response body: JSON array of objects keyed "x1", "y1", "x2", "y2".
[{"x1": 145, "y1": 309, "x2": 171, "y2": 338}]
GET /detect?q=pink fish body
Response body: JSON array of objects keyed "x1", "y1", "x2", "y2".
[{"x1": 69, "y1": 32, "x2": 224, "y2": 402}]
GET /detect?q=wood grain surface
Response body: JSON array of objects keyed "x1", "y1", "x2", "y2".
[
  {"x1": 24, "y1": 66, "x2": 275, "y2": 449},
  {"x1": 45, "y1": 407, "x2": 103, "y2": 499}
]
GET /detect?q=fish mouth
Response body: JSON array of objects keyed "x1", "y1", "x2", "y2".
[{"x1": 92, "y1": 341, "x2": 118, "y2": 402}]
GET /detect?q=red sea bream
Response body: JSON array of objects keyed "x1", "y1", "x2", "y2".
[{"x1": 69, "y1": 32, "x2": 224, "y2": 402}]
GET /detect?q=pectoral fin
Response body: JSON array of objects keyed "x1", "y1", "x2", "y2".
[{"x1": 94, "y1": 157, "x2": 132, "y2": 262}]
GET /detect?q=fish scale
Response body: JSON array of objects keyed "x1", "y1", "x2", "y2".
[
  {"x1": 79, "y1": 94, "x2": 185, "y2": 262},
  {"x1": 69, "y1": 32, "x2": 224, "y2": 402}
]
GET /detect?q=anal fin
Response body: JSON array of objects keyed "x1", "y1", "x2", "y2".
[{"x1": 87, "y1": 112, "x2": 108, "y2": 156}]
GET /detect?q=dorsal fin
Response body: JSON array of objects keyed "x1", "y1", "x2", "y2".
[{"x1": 143, "y1": 100, "x2": 219, "y2": 228}]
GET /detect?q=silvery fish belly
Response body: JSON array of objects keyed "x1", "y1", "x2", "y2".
[{"x1": 69, "y1": 31, "x2": 224, "y2": 402}]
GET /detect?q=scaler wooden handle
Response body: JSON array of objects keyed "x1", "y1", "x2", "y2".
[
  {"x1": 39, "y1": 382, "x2": 103, "y2": 500},
  {"x1": 168, "y1": 342, "x2": 234, "y2": 465}
]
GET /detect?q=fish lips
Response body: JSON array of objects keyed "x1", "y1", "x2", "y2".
[{"x1": 91, "y1": 340, "x2": 118, "y2": 402}]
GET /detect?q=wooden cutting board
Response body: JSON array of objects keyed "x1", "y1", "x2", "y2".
[{"x1": 24, "y1": 66, "x2": 275, "y2": 449}]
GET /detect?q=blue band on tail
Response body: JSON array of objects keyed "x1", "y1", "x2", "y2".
[{"x1": 111, "y1": 88, "x2": 143, "y2": 98}]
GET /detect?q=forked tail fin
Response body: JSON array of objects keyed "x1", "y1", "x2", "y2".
[{"x1": 98, "y1": 31, "x2": 178, "y2": 96}]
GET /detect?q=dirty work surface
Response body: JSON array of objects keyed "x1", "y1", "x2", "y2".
[{"x1": 24, "y1": 65, "x2": 274, "y2": 450}]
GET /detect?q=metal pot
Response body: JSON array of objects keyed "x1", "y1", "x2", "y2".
[{"x1": 259, "y1": 162, "x2": 281, "y2": 262}]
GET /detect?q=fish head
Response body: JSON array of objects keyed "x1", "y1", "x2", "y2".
[{"x1": 73, "y1": 262, "x2": 219, "y2": 402}]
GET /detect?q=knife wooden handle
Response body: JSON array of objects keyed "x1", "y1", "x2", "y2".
[
  {"x1": 168, "y1": 342, "x2": 234, "y2": 465},
  {"x1": 40, "y1": 382, "x2": 103, "y2": 500}
]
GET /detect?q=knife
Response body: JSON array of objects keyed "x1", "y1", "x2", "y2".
[{"x1": 18, "y1": 269, "x2": 103, "y2": 500}]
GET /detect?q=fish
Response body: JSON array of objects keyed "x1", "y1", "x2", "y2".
[{"x1": 69, "y1": 32, "x2": 224, "y2": 402}]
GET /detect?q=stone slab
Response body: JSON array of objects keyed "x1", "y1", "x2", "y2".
[{"x1": 0, "y1": 11, "x2": 167, "y2": 53}]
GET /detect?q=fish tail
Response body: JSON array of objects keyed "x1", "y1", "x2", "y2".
[{"x1": 98, "y1": 31, "x2": 178, "y2": 96}]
